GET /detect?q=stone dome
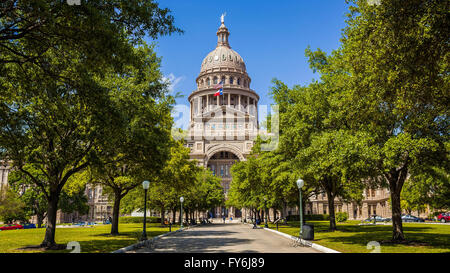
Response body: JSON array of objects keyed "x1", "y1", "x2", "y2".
[
  {"x1": 199, "y1": 22, "x2": 247, "y2": 75},
  {"x1": 200, "y1": 46, "x2": 246, "y2": 74}
]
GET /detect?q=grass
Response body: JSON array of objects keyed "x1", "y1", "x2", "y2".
[
  {"x1": 0, "y1": 223, "x2": 179, "y2": 253},
  {"x1": 266, "y1": 220, "x2": 450, "y2": 253}
]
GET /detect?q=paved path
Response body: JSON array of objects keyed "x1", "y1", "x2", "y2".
[{"x1": 130, "y1": 223, "x2": 319, "y2": 253}]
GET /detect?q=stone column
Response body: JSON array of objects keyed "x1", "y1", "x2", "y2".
[
  {"x1": 247, "y1": 96, "x2": 250, "y2": 113},
  {"x1": 206, "y1": 94, "x2": 209, "y2": 112},
  {"x1": 228, "y1": 93, "x2": 230, "y2": 107},
  {"x1": 238, "y1": 95, "x2": 241, "y2": 111}
]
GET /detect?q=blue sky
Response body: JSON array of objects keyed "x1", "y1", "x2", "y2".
[{"x1": 146, "y1": 0, "x2": 350, "y2": 121}]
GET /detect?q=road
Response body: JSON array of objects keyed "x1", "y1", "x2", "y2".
[{"x1": 130, "y1": 223, "x2": 319, "y2": 253}]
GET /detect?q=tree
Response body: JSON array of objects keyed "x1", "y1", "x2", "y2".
[
  {"x1": 0, "y1": 187, "x2": 27, "y2": 224},
  {"x1": 269, "y1": 77, "x2": 368, "y2": 231},
  {"x1": 8, "y1": 165, "x2": 89, "y2": 227},
  {"x1": 401, "y1": 166, "x2": 450, "y2": 213},
  {"x1": 0, "y1": 1, "x2": 181, "y2": 68},
  {"x1": 186, "y1": 168, "x2": 224, "y2": 221},
  {"x1": 121, "y1": 141, "x2": 214, "y2": 225},
  {"x1": 338, "y1": 0, "x2": 449, "y2": 241},
  {"x1": 0, "y1": 2, "x2": 180, "y2": 247},
  {"x1": 86, "y1": 46, "x2": 174, "y2": 235}
]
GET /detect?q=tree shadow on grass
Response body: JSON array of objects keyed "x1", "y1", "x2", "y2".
[
  {"x1": 313, "y1": 228, "x2": 450, "y2": 252},
  {"x1": 278, "y1": 222, "x2": 450, "y2": 252},
  {"x1": 43, "y1": 230, "x2": 169, "y2": 253}
]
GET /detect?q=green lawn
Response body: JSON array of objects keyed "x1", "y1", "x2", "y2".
[
  {"x1": 0, "y1": 223, "x2": 179, "y2": 253},
  {"x1": 266, "y1": 220, "x2": 450, "y2": 253}
]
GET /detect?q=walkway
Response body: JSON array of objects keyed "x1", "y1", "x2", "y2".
[{"x1": 130, "y1": 223, "x2": 319, "y2": 253}]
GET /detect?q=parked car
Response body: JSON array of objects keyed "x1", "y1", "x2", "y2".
[
  {"x1": 23, "y1": 223, "x2": 36, "y2": 229},
  {"x1": 0, "y1": 224, "x2": 24, "y2": 231},
  {"x1": 437, "y1": 213, "x2": 450, "y2": 223},
  {"x1": 401, "y1": 214, "x2": 425, "y2": 222},
  {"x1": 364, "y1": 215, "x2": 391, "y2": 222}
]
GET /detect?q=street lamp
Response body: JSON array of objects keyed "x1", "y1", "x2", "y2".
[
  {"x1": 180, "y1": 196, "x2": 184, "y2": 229},
  {"x1": 296, "y1": 178, "x2": 304, "y2": 238},
  {"x1": 141, "y1": 180, "x2": 150, "y2": 241},
  {"x1": 264, "y1": 196, "x2": 268, "y2": 228}
]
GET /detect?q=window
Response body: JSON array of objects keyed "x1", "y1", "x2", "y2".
[
  {"x1": 220, "y1": 165, "x2": 224, "y2": 177},
  {"x1": 221, "y1": 76, "x2": 225, "y2": 83},
  {"x1": 237, "y1": 78, "x2": 241, "y2": 85},
  {"x1": 213, "y1": 77, "x2": 218, "y2": 85},
  {"x1": 229, "y1": 77, "x2": 233, "y2": 84},
  {"x1": 207, "y1": 78, "x2": 210, "y2": 86}
]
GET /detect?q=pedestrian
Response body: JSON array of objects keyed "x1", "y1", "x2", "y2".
[{"x1": 223, "y1": 216, "x2": 226, "y2": 223}]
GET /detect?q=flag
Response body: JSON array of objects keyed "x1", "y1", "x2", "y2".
[{"x1": 213, "y1": 81, "x2": 223, "y2": 97}]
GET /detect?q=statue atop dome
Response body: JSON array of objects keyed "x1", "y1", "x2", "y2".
[{"x1": 221, "y1": 12, "x2": 226, "y2": 24}]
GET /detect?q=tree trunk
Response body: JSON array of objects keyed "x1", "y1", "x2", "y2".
[
  {"x1": 110, "y1": 191, "x2": 121, "y2": 235},
  {"x1": 326, "y1": 190, "x2": 337, "y2": 231},
  {"x1": 390, "y1": 190, "x2": 404, "y2": 241},
  {"x1": 37, "y1": 212, "x2": 45, "y2": 228},
  {"x1": 160, "y1": 207, "x2": 165, "y2": 225},
  {"x1": 387, "y1": 167, "x2": 408, "y2": 241},
  {"x1": 41, "y1": 190, "x2": 60, "y2": 248},
  {"x1": 172, "y1": 208, "x2": 176, "y2": 224}
]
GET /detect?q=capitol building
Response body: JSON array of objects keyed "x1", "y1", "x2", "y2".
[
  {"x1": 186, "y1": 17, "x2": 259, "y2": 218},
  {"x1": 0, "y1": 18, "x2": 431, "y2": 225}
]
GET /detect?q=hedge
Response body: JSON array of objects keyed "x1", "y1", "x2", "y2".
[
  {"x1": 286, "y1": 214, "x2": 330, "y2": 221},
  {"x1": 119, "y1": 216, "x2": 161, "y2": 224}
]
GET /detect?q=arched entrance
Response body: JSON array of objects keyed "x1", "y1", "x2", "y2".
[{"x1": 205, "y1": 149, "x2": 243, "y2": 219}]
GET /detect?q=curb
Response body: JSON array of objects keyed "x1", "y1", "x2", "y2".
[
  {"x1": 241, "y1": 222, "x2": 340, "y2": 253},
  {"x1": 262, "y1": 227, "x2": 340, "y2": 253},
  {"x1": 111, "y1": 226, "x2": 190, "y2": 253},
  {"x1": 264, "y1": 228, "x2": 341, "y2": 253}
]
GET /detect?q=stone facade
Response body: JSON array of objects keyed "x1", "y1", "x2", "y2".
[
  {"x1": 187, "y1": 18, "x2": 258, "y2": 218},
  {"x1": 0, "y1": 161, "x2": 10, "y2": 192}
]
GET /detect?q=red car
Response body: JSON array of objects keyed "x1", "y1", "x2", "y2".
[
  {"x1": 438, "y1": 213, "x2": 450, "y2": 223},
  {"x1": 0, "y1": 224, "x2": 24, "y2": 231}
]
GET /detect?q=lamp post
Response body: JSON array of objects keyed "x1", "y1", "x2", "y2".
[
  {"x1": 180, "y1": 196, "x2": 184, "y2": 229},
  {"x1": 296, "y1": 178, "x2": 304, "y2": 238},
  {"x1": 264, "y1": 196, "x2": 268, "y2": 228},
  {"x1": 141, "y1": 180, "x2": 150, "y2": 241}
]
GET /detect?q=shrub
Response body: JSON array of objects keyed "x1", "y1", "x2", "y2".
[
  {"x1": 336, "y1": 212, "x2": 348, "y2": 222},
  {"x1": 119, "y1": 216, "x2": 161, "y2": 224}
]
